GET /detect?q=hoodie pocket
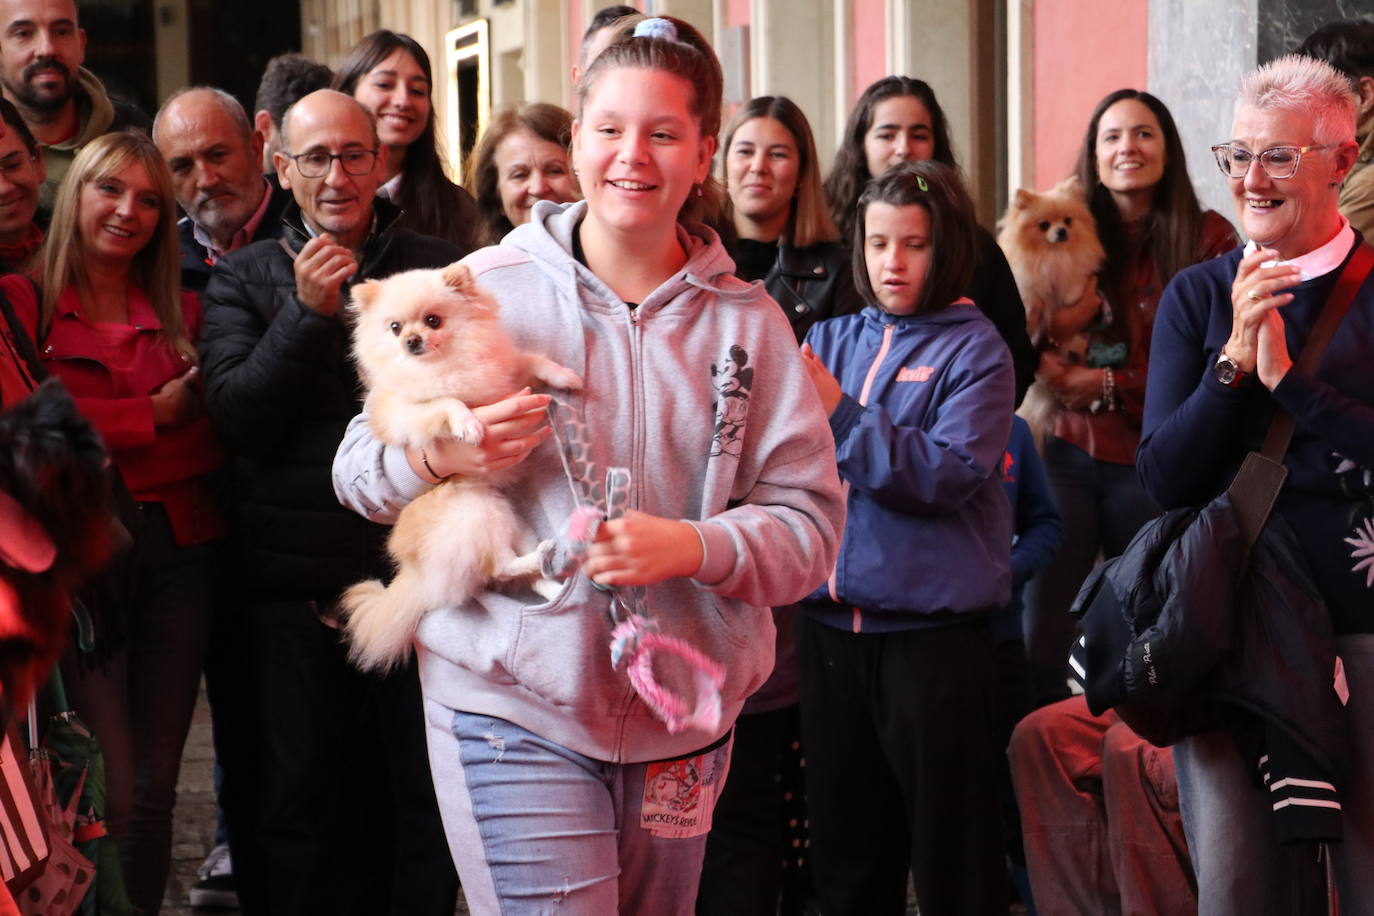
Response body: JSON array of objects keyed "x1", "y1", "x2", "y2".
[
  {"x1": 504, "y1": 580, "x2": 776, "y2": 719},
  {"x1": 415, "y1": 572, "x2": 574, "y2": 686},
  {"x1": 506, "y1": 579, "x2": 633, "y2": 718}
]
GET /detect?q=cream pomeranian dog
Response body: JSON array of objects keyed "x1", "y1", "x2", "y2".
[
  {"x1": 342, "y1": 262, "x2": 581, "y2": 672},
  {"x1": 997, "y1": 176, "x2": 1106, "y2": 444}
]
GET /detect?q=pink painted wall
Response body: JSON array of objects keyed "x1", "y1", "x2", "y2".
[
  {"x1": 1031, "y1": 0, "x2": 1148, "y2": 191},
  {"x1": 850, "y1": 0, "x2": 886, "y2": 107}
]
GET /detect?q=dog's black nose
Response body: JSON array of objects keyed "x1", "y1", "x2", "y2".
[
  {"x1": 1052, "y1": 227, "x2": 1068, "y2": 242},
  {"x1": 405, "y1": 335, "x2": 425, "y2": 355}
]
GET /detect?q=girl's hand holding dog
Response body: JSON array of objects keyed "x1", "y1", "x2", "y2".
[
  {"x1": 1039, "y1": 352, "x2": 1101, "y2": 411},
  {"x1": 583, "y1": 511, "x2": 704, "y2": 587},
  {"x1": 411, "y1": 389, "x2": 553, "y2": 481},
  {"x1": 1227, "y1": 248, "x2": 1300, "y2": 375},
  {"x1": 1048, "y1": 275, "x2": 1101, "y2": 346}
]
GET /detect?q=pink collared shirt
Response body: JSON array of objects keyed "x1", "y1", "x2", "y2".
[
  {"x1": 193, "y1": 177, "x2": 273, "y2": 265},
  {"x1": 1244, "y1": 215, "x2": 1355, "y2": 281}
]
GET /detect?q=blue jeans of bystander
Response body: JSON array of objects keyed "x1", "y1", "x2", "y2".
[{"x1": 1174, "y1": 634, "x2": 1374, "y2": 915}]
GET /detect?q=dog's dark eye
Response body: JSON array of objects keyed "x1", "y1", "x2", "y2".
[
  {"x1": 425, "y1": 314, "x2": 442, "y2": 329},
  {"x1": 1039, "y1": 221, "x2": 1050, "y2": 231},
  {"x1": 1064, "y1": 216, "x2": 1072, "y2": 226},
  {"x1": 389, "y1": 321, "x2": 401, "y2": 336}
]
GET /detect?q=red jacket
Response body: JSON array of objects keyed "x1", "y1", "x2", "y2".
[{"x1": 3, "y1": 276, "x2": 226, "y2": 544}]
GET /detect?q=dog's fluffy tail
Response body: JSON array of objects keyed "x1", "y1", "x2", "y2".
[
  {"x1": 340, "y1": 481, "x2": 536, "y2": 672},
  {"x1": 341, "y1": 571, "x2": 431, "y2": 673}
]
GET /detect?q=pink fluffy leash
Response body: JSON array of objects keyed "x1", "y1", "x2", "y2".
[
  {"x1": 541, "y1": 400, "x2": 725, "y2": 734},
  {"x1": 610, "y1": 614, "x2": 725, "y2": 734}
]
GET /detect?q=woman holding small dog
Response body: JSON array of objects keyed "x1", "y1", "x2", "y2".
[
  {"x1": 333, "y1": 16, "x2": 844, "y2": 915},
  {"x1": 1022, "y1": 89, "x2": 1238, "y2": 706},
  {"x1": 1012, "y1": 93, "x2": 1237, "y2": 912},
  {"x1": 824, "y1": 75, "x2": 1036, "y2": 403},
  {"x1": 1, "y1": 130, "x2": 225, "y2": 915}
]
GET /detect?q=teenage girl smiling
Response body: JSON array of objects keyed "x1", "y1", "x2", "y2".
[{"x1": 333, "y1": 17, "x2": 843, "y2": 914}]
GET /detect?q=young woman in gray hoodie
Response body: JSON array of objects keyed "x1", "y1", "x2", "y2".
[{"x1": 331, "y1": 17, "x2": 844, "y2": 915}]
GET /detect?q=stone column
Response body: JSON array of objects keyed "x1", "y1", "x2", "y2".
[
  {"x1": 1148, "y1": 0, "x2": 1358, "y2": 228},
  {"x1": 889, "y1": 0, "x2": 1000, "y2": 225},
  {"x1": 750, "y1": 0, "x2": 839, "y2": 170}
]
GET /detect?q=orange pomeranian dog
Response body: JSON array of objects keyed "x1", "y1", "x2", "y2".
[
  {"x1": 341, "y1": 262, "x2": 581, "y2": 672},
  {"x1": 997, "y1": 177, "x2": 1106, "y2": 444}
]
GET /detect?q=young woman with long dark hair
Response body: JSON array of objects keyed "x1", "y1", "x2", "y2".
[
  {"x1": 824, "y1": 76, "x2": 1035, "y2": 402},
  {"x1": 334, "y1": 30, "x2": 481, "y2": 253},
  {"x1": 1021, "y1": 89, "x2": 1238, "y2": 704}
]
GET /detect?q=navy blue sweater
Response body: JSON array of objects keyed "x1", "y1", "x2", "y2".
[{"x1": 1139, "y1": 242, "x2": 1374, "y2": 634}]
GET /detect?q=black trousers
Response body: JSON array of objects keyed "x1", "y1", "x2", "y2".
[
  {"x1": 797, "y1": 612, "x2": 1008, "y2": 916},
  {"x1": 696, "y1": 704, "x2": 812, "y2": 915},
  {"x1": 221, "y1": 599, "x2": 457, "y2": 916}
]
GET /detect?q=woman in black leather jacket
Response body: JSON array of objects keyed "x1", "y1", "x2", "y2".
[{"x1": 722, "y1": 96, "x2": 863, "y2": 344}]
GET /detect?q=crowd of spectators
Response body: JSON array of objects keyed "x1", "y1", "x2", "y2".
[{"x1": 2, "y1": 2, "x2": 1374, "y2": 914}]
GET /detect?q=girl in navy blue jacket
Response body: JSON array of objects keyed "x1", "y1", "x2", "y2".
[{"x1": 798, "y1": 160, "x2": 1015, "y2": 915}]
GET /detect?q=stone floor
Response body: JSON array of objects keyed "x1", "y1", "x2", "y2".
[
  {"x1": 160, "y1": 682, "x2": 1023, "y2": 915},
  {"x1": 162, "y1": 680, "x2": 226, "y2": 916}
]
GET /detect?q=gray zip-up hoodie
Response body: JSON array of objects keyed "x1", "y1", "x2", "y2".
[{"x1": 333, "y1": 201, "x2": 844, "y2": 762}]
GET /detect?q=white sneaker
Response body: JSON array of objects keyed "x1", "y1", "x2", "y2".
[{"x1": 188, "y1": 843, "x2": 238, "y2": 909}]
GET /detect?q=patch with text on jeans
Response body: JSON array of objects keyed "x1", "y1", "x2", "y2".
[{"x1": 640, "y1": 739, "x2": 730, "y2": 839}]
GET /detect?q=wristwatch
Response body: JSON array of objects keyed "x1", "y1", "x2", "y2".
[{"x1": 1213, "y1": 350, "x2": 1247, "y2": 387}]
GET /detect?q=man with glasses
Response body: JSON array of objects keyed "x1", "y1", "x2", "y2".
[
  {"x1": 1141, "y1": 54, "x2": 1374, "y2": 913},
  {"x1": 198, "y1": 89, "x2": 462, "y2": 914},
  {"x1": 0, "y1": 96, "x2": 42, "y2": 276}
]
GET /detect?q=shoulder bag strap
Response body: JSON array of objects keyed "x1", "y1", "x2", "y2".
[
  {"x1": 0, "y1": 284, "x2": 44, "y2": 385},
  {"x1": 1260, "y1": 242, "x2": 1374, "y2": 461}
]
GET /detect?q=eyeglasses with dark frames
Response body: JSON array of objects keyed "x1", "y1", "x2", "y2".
[
  {"x1": 1210, "y1": 143, "x2": 1334, "y2": 180},
  {"x1": 283, "y1": 148, "x2": 379, "y2": 179}
]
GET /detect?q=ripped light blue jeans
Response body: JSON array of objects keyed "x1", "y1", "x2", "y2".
[{"x1": 424, "y1": 698, "x2": 731, "y2": 916}]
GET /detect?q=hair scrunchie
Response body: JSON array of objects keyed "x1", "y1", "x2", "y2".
[{"x1": 633, "y1": 17, "x2": 679, "y2": 41}]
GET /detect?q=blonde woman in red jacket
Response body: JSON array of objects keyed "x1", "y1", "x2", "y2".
[{"x1": 4, "y1": 130, "x2": 224, "y2": 916}]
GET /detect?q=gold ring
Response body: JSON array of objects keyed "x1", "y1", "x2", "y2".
[{"x1": 1248, "y1": 288, "x2": 1264, "y2": 302}]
